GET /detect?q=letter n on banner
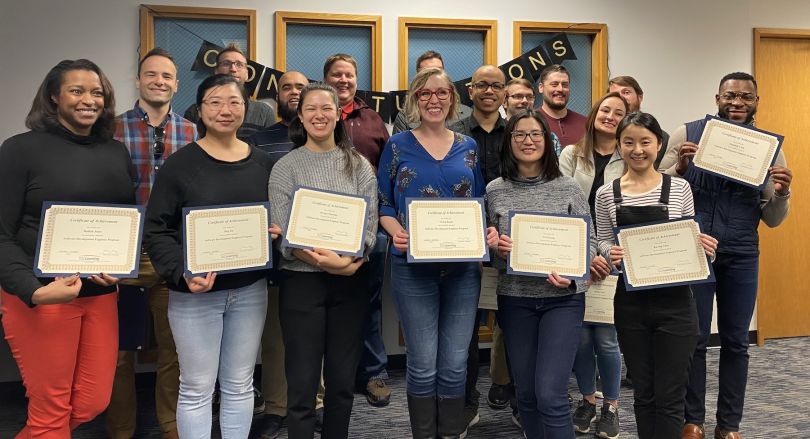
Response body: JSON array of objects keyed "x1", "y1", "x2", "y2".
[{"x1": 519, "y1": 45, "x2": 551, "y2": 82}]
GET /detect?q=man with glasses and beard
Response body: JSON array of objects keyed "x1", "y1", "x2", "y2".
[
  {"x1": 535, "y1": 64, "x2": 587, "y2": 148},
  {"x1": 107, "y1": 47, "x2": 197, "y2": 439}
]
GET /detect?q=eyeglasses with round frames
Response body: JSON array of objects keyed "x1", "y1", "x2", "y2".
[
  {"x1": 202, "y1": 99, "x2": 245, "y2": 111},
  {"x1": 415, "y1": 87, "x2": 452, "y2": 102},
  {"x1": 217, "y1": 60, "x2": 246, "y2": 70},
  {"x1": 508, "y1": 93, "x2": 535, "y2": 101},
  {"x1": 511, "y1": 131, "x2": 545, "y2": 143}
]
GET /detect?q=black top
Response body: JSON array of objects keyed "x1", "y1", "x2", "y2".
[
  {"x1": 0, "y1": 126, "x2": 136, "y2": 306},
  {"x1": 449, "y1": 115, "x2": 507, "y2": 184},
  {"x1": 588, "y1": 150, "x2": 614, "y2": 221},
  {"x1": 144, "y1": 142, "x2": 273, "y2": 292}
]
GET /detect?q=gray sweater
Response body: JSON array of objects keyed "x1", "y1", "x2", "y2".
[
  {"x1": 268, "y1": 146, "x2": 378, "y2": 272},
  {"x1": 486, "y1": 175, "x2": 596, "y2": 298}
]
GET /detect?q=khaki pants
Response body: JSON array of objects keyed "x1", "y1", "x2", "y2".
[
  {"x1": 489, "y1": 322, "x2": 511, "y2": 386},
  {"x1": 107, "y1": 254, "x2": 179, "y2": 438}
]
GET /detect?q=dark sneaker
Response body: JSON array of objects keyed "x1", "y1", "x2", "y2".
[
  {"x1": 487, "y1": 383, "x2": 513, "y2": 410},
  {"x1": 572, "y1": 399, "x2": 597, "y2": 433},
  {"x1": 365, "y1": 378, "x2": 391, "y2": 407},
  {"x1": 314, "y1": 407, "x2": 324, "y2": 433},
  {"x1": 250, "y1": 413, "x2": 285, "y2": 439},
  {"x1": 459, "y1": 405, "x2": 480, "y2": 439},
  {"x1": 595, "y1": 404, "x2": 619, "y2": 439},
  {"x1": 253, "y1": 388, "x2": 266, "y2": 415}
]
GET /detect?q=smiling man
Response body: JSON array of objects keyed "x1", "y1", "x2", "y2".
[{"x1": 535, "y1": 64, "x2": 586, "y2": 147}]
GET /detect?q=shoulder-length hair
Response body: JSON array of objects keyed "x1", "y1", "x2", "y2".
[
  {"x1": 194, "y1": 74, "x2": 248, "y2": 137},
  {"x1": 500, "y1": 110, "x2": 561, "y2": 182},
  {"x1": 288, "y1": 82, "x2": 365, "y2": 176},
  {"x1": 570, "y1": 92, "x2": 629, "y2": 171},
  {"x1": 25, "y1": 59, "x2": 116, "y2": 140},
  {"x1": 404, "y1": 67, "x2": 460, "y2": 125}
]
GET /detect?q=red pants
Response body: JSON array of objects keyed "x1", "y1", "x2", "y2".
[{"x1": 2, "y1": 290, "x2": 118, "y2": 439}]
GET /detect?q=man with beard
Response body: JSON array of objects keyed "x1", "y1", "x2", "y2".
[
  {"x1": 535, "y1": 64, "x2": 587, "y2": 147},
  {"x1": 659, "y1": 72, "x2": 792, "y2": 439},
  {"x1": 184, "y1": 43, "x2": 276, "y2": 140},
  {"x1": 247, "y1": 71, "x2": 308, "y2": 439},
  {"x1": 107, "y1": 47, "x2": 197, "y2": 439},
  {"x1": 608, "y1": 75, "x2": 669, "y2": 166}
]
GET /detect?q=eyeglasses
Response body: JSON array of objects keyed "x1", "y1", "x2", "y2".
[
  {"x1": 202, "y1": 99, "x2": 245, "y2": 111},
  {"x1": 415, "y1": 87, "x2": 452, "y2": 102},
  {"x1": 719, "y1": 92, "x2": 757, "y2": 104},
  {"x1": 512, "y1": 130, "x2": 545, "y2": 143},
  {"x1": 217, "y1": 60, "x2": 246, "y2": 70},
  {"x1": 472, "y1": 81, "x2": 506, "y2": 92},
  {"x1": 153, "y1": 126, "x2": 165, "y2": 161},
  {"x1": 508, "y1": 93, "x2": 535, "y2": 101}
]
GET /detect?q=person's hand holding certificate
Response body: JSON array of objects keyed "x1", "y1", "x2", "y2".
[
  {"x1": 615, "y1": 218, "x2": 714, "y2": 291},
  {"x1": 406, "y1": 198, "x2": 489, "y2": 262},
  {"x1": 506, "y1": 211, "x2": 591, "y2": 280},
  {"x1": 693, "y1": 114, "x2": 783, "y2": 188}
]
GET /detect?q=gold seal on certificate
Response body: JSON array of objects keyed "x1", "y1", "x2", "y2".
[
  {"x1": 507, "y1": 212, "x2": 590, "y2": 279},
  {"x1": 283, "y1": 187, "x2": 370, "y2": 257},
  {"x1": 584, "y1": 275, "x2": 618, "y2": 324},
  {"x1": 183, "y1": 203, "x2": 271, "y2": 276},
  {"x1": 694, "y1": 115, "x2": 783, "y2": 188},
  {"x1": 34, "y1": 202, "x2": 145, "y2": 277},
  {"x1": 406, "y1": 198, "x2": 489, "y2": 262},
  {"x1": 617, "y1": 218, "x2": 714, "y2": 290}
]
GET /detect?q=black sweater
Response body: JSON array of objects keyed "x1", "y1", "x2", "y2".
[
  {"x1": 0, "y1": 126, "x2": 136, "y2": 307},
  {"x1": 144, "y1": 142, "x2": 273, "y2": 293}
]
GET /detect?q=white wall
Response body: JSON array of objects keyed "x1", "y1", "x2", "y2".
[{"x1": 1, "y1": 0, "x2": 807, "y2": 357}]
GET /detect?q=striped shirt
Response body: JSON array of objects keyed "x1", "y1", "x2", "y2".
[
  {"x1": 594, "y1": 176, "x2": 695, "y2": 257},
  {"x1": 114, "y1": 103, "x2": 197, "y2": 205},
  {"x1": 247, "y1": 123, "x2": 293, "y2": 170}
]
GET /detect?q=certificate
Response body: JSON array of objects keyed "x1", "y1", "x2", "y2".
[
  {"x1": 478, "y1": 266, "x2": 499, "y2": 310},
  {"x1": 34, "y1": 202, "x2": 144, "y2": 278},
  {"x1": 507, "y1": 211, "x2": 591, "y2": 280},
  {"x1": 283, "y1": 187, "x2": 370, "y2": 257},
  {"x1": 183, "y1": 202, "x2": 272, "y2": 276},
  {"x1": 406, "y1": 198, "x2": 489, "y2": 263},
  {"x1": 615, "y1": 218, "x2": 714, "y2": 291},
  {"x1": 694, "y1": 114, "x2": 783, "y2": 189},
  {"x1": 584, "y1": 275, "x2": 618, "y2": 324}
]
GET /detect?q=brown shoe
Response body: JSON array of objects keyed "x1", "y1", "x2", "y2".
[
  {"x1": 366, "y1": 378, "x2": 391, "y2": 407},
  {"x1": 682, "y1": 423, "x2": 705, "y2": 439},
  {"x1": 714, "y1": 427, "x2": 742, "y2": 439}
]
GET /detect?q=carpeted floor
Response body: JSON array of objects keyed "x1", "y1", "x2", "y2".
[{"x1": 1, "y1": 337, "x2": 807, "y2": 438}]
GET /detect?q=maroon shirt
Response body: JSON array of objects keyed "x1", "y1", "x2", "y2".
[{"x1": 538, "y1": 107, "x2": 587, "y2": 147}]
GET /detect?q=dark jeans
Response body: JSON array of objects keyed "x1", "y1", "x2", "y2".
[
  {"x1": 685, "y1": 253, "x2": 758, "y2": 432},
  {"x1": 279, "y1": 267, "x2": 371, "y2": 439},
  {"x1": 465, "y1": 310, "x2": 481, "y2": 409},
  {"x1": 614, "y1": 280, "x2": 698, "y2": 439},
  {"x1": 356, "y1": 232, "x2": 390, "y2": 384},
  {"x1": 498, "y1": 293, "x2": 585, "y2": 439}
]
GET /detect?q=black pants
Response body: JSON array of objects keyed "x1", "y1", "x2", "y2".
[
  {"x1": 280, "y1": 267, "x2": 371, "y2": 439},
  {"x1": 614, "y1": 280, "x2": 698, "y2": 439}
]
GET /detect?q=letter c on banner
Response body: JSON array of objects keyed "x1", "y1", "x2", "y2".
[{"x1": 204, "y1": 49, "x2": 219, "y2": 68}]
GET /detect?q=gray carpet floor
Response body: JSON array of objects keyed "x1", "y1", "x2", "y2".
[{"x1": 1, "y1": 337, "x2": 807, "y2": 438}]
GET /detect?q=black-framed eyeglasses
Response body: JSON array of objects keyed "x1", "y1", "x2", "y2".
[
  {"x1": 511, "y1": 130, "x2": 545, "y2": 143},
  {"x1": 719, "y1": 92, "x2": 757, "y2": 104},
  {"x1": 153, "y1": 126, "x2": 165, "y2": 161},
  {"x1": 471, "y1": 81, "x2": 506, "y2": 92}
]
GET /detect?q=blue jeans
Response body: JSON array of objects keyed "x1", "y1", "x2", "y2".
[
  {"x1": 498, "y1": 293, "x2": 585, "y2": 439},
  {"x1": 685, "y1": 253, "x2": 758, "y2": 431},
  {"x1": 572, "y1": 323, "x2": 622, "y2": 401},
  {"x1": 168, "y1": 279, "x2": 268, "y2": 439},
  {"x1": 390, "y1": 255, "x2": 480, "y2": 398},
  {"x1": 356, "y1": 232, "x2": 390, "y2": 383}
]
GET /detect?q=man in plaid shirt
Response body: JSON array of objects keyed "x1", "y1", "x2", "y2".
[{"x1": 107, "y1": 47, "x2": 197, "y2": 439}]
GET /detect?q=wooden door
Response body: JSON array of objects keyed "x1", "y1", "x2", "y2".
[{"x1": 753, "y1": 29, "x2": 810, "y2": 341}]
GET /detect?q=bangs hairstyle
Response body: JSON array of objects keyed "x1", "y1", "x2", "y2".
[
  {"x1": 570, "y1": 92, "x2": 629, "y2": 171},
  {"x1": 26, "y1": 59, "x2": 117, "y2": 140},
  {"x1": 404, "y1": 67, "x2": 459, "y2": 124},
  {"x1": 500, "y1": 110, "x2": 561, "y2": 182},
  {"x1": 288, "y1": 82, "x2": 365, "y2": 176},
  {"x1": 616, "y1": 111, "x2": 664, "y2": 145},
  {"x1": 194, "y1": 74, "x2": 248, "y2": 137}
]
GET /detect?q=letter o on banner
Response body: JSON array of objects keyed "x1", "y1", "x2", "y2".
[
  {"x1": 247, "y1": 64, "x2": 256, "y2": 82},
  {"x1": 507, "y1": 64, "x2": 524, "y2": 80}
]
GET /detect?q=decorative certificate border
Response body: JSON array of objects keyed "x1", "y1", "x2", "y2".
[
  {"x1": 584, "y1": 274, "x2": 618, "y2": 325},
  {"x1": 506, "y1": 211, "x2": 591, "y2": 280},
  {"x1": 406, "y1": 197, "x2": 489, "y2": 263},
  {"x1": 182, "y1": 202, "x2": 272, "y2": 277},
  {"x1": 694, "y1": 114, "x2": 783, "y2": 189},
  {"x1": 34, "y1": 202, "x2": 144, "y2": 278},
  {"x1": 282, "y1": 186, "x2": 370, "y2": 258},
  {"x1": 615, "y1": 217, "x2": 714, "y2": 291}
]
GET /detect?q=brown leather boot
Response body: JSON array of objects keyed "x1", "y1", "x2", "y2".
[
  {"x1": 682, "y1": 423, "x2": 705, "y2": 439},
  {"x1": 714, "y1": 426, "x2": 742, "y2": 439}
]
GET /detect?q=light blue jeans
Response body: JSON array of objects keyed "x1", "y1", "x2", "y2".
[
  {"x1": 168, "y1": 278, "x2": 268, "y2": 439},
  {"x1": 572, "y1": 323, "x2": 622, "y2": 401}
]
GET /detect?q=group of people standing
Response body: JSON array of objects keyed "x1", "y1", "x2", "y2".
[{"x1": 0, "y1": 41, "x2": 792, "y2": 439}]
